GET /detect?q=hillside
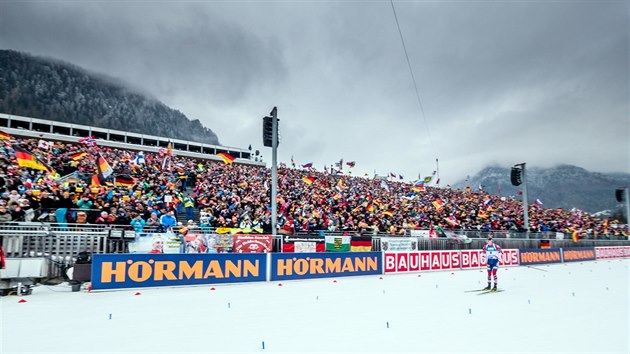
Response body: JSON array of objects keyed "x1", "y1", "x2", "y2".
[
  {"x1": 453, "y1": 165, "x2": 630, "y2": 214},
  {"x1": 0, "y1": 50, "x2": 220, "y2": 145}
]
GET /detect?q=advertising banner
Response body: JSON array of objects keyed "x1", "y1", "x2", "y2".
[
  {"x1": 409, "y1": 230, "x2": 432, "y2": 238},
  {"x1": 184, "y1": 233, "x2": 234, "y2": 253},
  {"x1": 270, "y1": 252, "x2": 382, "y2": 280},
  {"x1": 128, "y1": 232, "x2": 182, "y2": 254},
  {"x1": 233, "y1": 234, "x2": 273, "y2": 253},
  {"x1": 519, "y1": 248, "x2": 562, "y2": 265},
  {"x1": 561, "y1": 247, "x2": 596, "y2": 262},
  {"x1": 91, "y1": 253, "x2": 267, "y2": 290},
  {"x1": 281, "y1": 235, "x2": 325, "y2": 253},
  {"x1": 595, "y1": 246, "x2": 630, "y2": 259},
  {"x1": 384, "y1": 250, "x2": 460, "y2": 273},
  {"x1": 380, "y1": 237, "x2": 417, "y2": 251},
  {"x1": 385, "y1": 249, "x2": 520, "y2": 273}
]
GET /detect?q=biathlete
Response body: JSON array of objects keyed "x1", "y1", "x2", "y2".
[{"x1": 482, "y1": 237, "x2": 503, "y2": 291}]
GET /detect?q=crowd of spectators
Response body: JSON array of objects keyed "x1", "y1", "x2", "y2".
[{"x1": 0, "y1": 136, "x2": 627, "y2": 239}]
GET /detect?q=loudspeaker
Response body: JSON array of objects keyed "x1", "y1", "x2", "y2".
[{"x1": 616, "y1": 188, "x2": 625, "y2": 202}]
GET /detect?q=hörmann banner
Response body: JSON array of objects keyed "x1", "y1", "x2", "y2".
[
  {"x1": 270, "y1": 252, "x2": 382, "y2": 280},
  {"x1": 519, "y1": 248, "x2": 562, "y2": 265},
  {"x1": 561, "y1": 247, "x2": 596, "y2": 262},
  {"x1": 91, "y1": 253, "x2": 267, "y2": 290}
]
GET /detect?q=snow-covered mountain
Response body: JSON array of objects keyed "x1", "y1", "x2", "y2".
[{"x1": 453, "y1": 165, "x2": 629, "y2": 214}]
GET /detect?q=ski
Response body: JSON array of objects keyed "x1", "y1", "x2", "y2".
[
  {"x1": 477, "y1": 289, "x2": 505, "y2": 295},
  {"x1": 465, "y1": 288, "x2": 491, "y2": 292}
]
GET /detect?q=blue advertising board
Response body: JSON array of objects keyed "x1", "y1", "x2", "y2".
[
  {"x1": 519, "y1": 248, "x2": 563, "y2": 265},
  {"x1": 91, "y1": 253, "x2": 267, "y2": 290},
  {"x1": 561, "y1": 247, "x2": 596, "y2": 262},
  {"x1": 270, "y1": 252, "x2": 382, "y2": 281}
]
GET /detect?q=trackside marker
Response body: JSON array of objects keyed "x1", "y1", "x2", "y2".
[
  {"x1": 468, "y1": 308, "x2": 472, "y2": 314},
  {"x1": 386, "y1": 322, "x2": 390, "y2": 328},
  {"x1": 109, "y1": 314, "x2": 112, "y2": 320},
  {"x1": 134, "y1": 292, "x2": 141, "y2": 296},
  {"x1": 278, "y1": 283, "x2": 283, "y2": 287},
  {"x1": 262, "y1": 341, "x2": 265, "y2": 350},
  {"x1": 18, "y1": 299, "x2": 27, "y2": 303},
  {"x1": 210, "y1": 287, "x2": 216, "y2": 291}
]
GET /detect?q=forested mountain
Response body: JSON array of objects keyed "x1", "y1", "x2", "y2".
[
  {"x1": 453, "y1": 165, "x2": 630, "y2": 215},
  {"x1": 0, "y1": 50, "x2": 220, "y2": 145}
]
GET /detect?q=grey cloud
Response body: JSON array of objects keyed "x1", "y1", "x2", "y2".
[{"x1": 0, "y1": 1, "x2": 626, "y2": 184}]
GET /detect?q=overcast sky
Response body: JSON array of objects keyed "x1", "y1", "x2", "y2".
[{"x1": 1, "y1": 0, "x2": 628, "y2": 185}]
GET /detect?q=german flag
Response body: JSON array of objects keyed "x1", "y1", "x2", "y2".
[
  {"x1": 217, "y1": 152, "x2": 235, "y2": 164},
  {"x1": 90, "y1": 173, "x2": 104, "y2": 187},
  {"x1": 70, "y1": 152, "x2": 87, "y2": 161},
  {"x1": 115, "y1": 175, "x2": 135, "y2": 187},
  {"x1": 572, "y1": 230, "x2": 579, "y2": 243},
  {"x1": 0, "y1": 131, "x2": 11, "y2": 140},
  {"x1": 13, "y1": 147, "x2": 50, "y2": 171},
  {"x1": 432, "y1": 199, "x2": 444, "y2": 210},
  {"x1": 383, "y1": 210, "x2": 393, "y2": 217},
  {"x1": 350, "y1": 236, "x2": 372, "y2": 252},
  {"x1": 367, "y1": 202, "x2": 374, "y2": 212},
  {"x1": 302, "y1": 176, "x2": 316, "y2": 185},
  {"x1": 97, "y1": 153, "x2": 113, "y2": 178}
]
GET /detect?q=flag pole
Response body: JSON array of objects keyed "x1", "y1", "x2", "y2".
[{"x1": 435, "y1": 158, "x2": 439, "y2": 187}]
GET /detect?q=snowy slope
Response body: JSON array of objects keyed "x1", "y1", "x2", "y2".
[{"x1": 1, "y1": 259, "x2": 628, "y2": 354}]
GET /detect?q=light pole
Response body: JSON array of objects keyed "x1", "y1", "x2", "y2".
[{"x1": 512, "y1": 163, "x2": 529, "y2": 233}]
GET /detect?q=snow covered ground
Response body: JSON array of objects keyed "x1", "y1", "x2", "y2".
[{"x1": 1, "y1": 259, "x2": 628, "y2": 354}]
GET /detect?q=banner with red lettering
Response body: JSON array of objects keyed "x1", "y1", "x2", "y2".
[
  {"x1": 384, "y1": 249, "x2": 520, "y2": 273},
  {"x1": 595, "y1": 246, "x2": 630, "y2": 259},
  {"x1": 233, "y1": 234, "x2": 273, "y2": 253}
]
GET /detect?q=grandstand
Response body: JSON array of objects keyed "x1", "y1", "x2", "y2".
[
  {"x1": 0, "y1": 113, "x2": 263, "y2": 166},
  {"x1": 0, "y1": 112, "x2": 628, "y2": 292}
]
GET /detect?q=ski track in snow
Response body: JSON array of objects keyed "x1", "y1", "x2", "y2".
[{"x1": 1, "y1": 259, "x2": 628, "y2": 354}]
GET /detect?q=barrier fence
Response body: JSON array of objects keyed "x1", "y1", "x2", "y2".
[
  {"x1": 87, "y1": 246, "x2": 629, "y2": 290},
  {"x1": 1, "y1": 221, "x2": 629, "y2": 284}
]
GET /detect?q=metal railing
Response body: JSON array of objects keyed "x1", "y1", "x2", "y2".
[{"x1": 1, "y1": 222, "x2": 629, "y2": 260}]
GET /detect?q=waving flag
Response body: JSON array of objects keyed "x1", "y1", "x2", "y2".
[
  {"x1": 78, "y1": 136, "x2": 97, "y2": 146},
  {"x1": 70, "y1": 152, "x2": 87, "y2": 161},
  {"x1": 133, "y1": 151, "x2": 145, "y2": 165},
  {"x1": 423, "y1": 176, "x2": 432, "y2": 184},
  {"x1": 302, "y1": 176, "x2": 316, "y2": 185},
  {"x1": 38, "y1": 139, "x2": 51, "y2": 150},
  {"x1": 97, "y1": 153, "x2": 113, "y2": 178},
  {"x1": 90, "y1": 173, "x2": 104, "y2": 187},
  {"x1": 383, "y1": 210, "x2": 393, "y2": 217},
  {"x1": 432, "y1": 199, "x2": 444, "y2": 210},
  {"x1": 302, "y1": 162, "x2": 313, "y2": 168},
  {"x1": 535, "y1": 199, "x2": 543, "y2": 206},
  {"x1": 346, "y1": 161, "x2": 356, "y2": 168},
  {"x1": 114, "y1": 175, "x2": 135, "y2": 187},
  {"x1": 217, "y1": 152, "x2": 235, "y2": 164},
  {"x1": 0, "y1": 131, "x2": 11, "y2": 140},
  {"x1": 14, "y1": 147, "x2": 51, "y2": 172},
  {"x1": 380, "y1": 180, "x2": 390, "y2": 193}
]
